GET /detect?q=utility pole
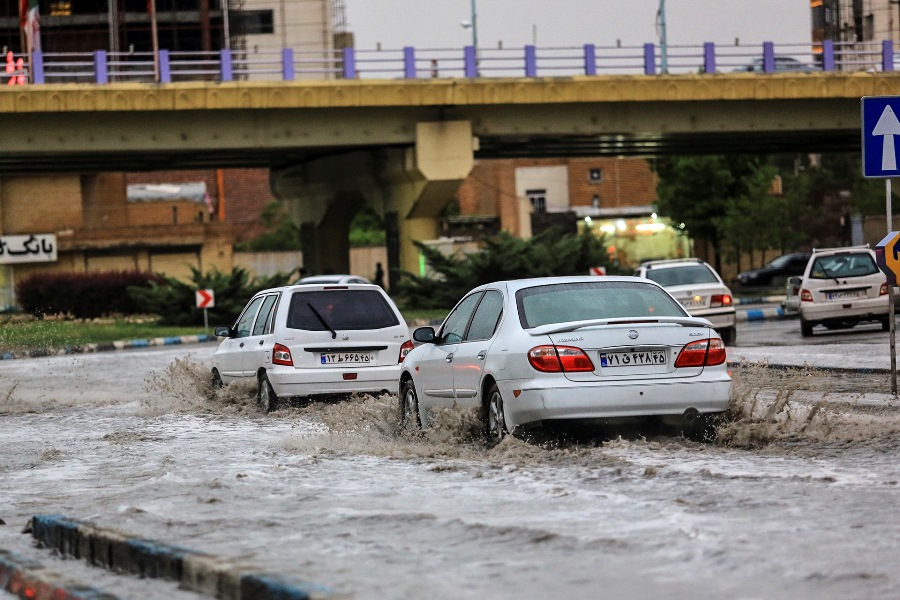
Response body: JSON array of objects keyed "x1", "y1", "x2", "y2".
[
  {"x1": 149, "y1": 0, "x2": 159, "y2": 81},
  {"x1": 658, "y1": 0, "x2": 668, "y2": 74}
]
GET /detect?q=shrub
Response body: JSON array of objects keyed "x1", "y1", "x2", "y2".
[
  {"x1": 396, "y1": 228, "x2": 615, "y2": 309},
  {"x1": 127, "y1": 266, "x2": 297, "y2": 326},
  {"x1": 16, "y1": 271, "x2": 164, "y2": 318}
]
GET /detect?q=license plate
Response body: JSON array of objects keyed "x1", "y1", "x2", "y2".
[
  {"x1": 825, "y1": 290, "x2": 866, "y2": 301},
  {"x1": 599, "y1": 351, "x2": 667, "y2": 368},
  {"x1": 320, "y1": 352, "x2": 373, "y2": 365},
  {"x1": 679, "y1": 297, "x2": 705, "y2": 308}
]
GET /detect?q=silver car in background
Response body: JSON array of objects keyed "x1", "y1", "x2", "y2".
[{"x1": 399, "y1": 276, "x2": 731, "y2": 443}]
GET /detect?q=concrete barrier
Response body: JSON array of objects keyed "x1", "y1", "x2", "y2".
[
  {"x1": 29, "y1": 515, "x2": 342, "y2": 600},
  {"x1": 0, "y1": 547, "x2": 120, "y2": 600}
]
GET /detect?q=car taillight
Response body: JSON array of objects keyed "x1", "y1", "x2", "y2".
[
  {"x1": 527, "y1": 345, "x2": 595, "y2": 373},
  {"x1": 880, "y1": 283, "x2": 889, "y2": 296},
  {"x1": 273, "y1": 343, "x2": 293, "y2": 366},
  {"x1": 398, "y1": 340, "x2": 414, "y2": 363},
  {"x1": 674, "y1": 338, "x2": 726, "y2": 368},
  {"x1": 800, "y1": 289, "x2": 813, "y2": 302},
  {"x1": 710, "y1": 294, "x2": 732, "y2": 308}
]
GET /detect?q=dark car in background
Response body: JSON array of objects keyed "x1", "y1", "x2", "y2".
[{"x1": 737, "y1": 252, "x2": 812, "y2": 287}]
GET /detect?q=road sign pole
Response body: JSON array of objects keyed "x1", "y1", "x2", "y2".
[
  {"x1": 204, "y1": 307, "x2": 209, "y2": 333},
  {"x1": 888, "y1": 179, "x2": 898, "y2": 395}
]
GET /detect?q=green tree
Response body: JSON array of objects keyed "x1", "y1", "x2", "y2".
[
  {"x1": 655, "y1": 155, "x2": 776, "y2": 272},
  {"x1": 236, "y1": 201, "x2": 301, "y2": 252},
  {"x1": 396, "y1": 228, "x2": 613, "y2": 309}
]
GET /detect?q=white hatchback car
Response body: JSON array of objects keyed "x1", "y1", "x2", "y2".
[
  {"x1": 633, "y1": 259, "x2": 737, "y2": 345},
  {"x1": 798, "y1": 246, "x2": 889, "y2": 337},
  {"x1": 399, "y1": 276, "x2": 731, "y2": 443},
  {"x1": 212, "y1": 283, "x2": 412, "y2": 411}
]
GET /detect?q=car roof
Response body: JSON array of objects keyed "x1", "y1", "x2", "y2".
[
  {"x1": 811, "y1": 245, "x2": 872, "y2": 257},
  {"x1": 250, "y1": 282, "x2": 382, "y2": 296},
  {"x1": 295, "y1": 274, "x2": 371, "y2": 284},
  {"x1": 639, "y1": 258, "x2": 708, "y2": 269},
  {"x1": 471, "y1": 275, "x2": 667, "y2": 295}
]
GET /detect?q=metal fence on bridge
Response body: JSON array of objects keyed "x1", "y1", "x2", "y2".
[{"x1": 3, "y1": 39, "x2": 899, "y2": 85}]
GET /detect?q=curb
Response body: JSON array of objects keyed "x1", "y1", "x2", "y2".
[
  {"x1": 728, "y1": 360, "x2": 891, "y2": 375},
  {"x1": 735, "y1": 295, "x2": 784, "y2": 305},
  {"x1": 0, "y1": 334, "x2": 217, "y2": 361},
  {"x1": 29, "y1": 515, "x2": 342, "y2": 600},
  {"x1": 0, "y1": 547, "x2": 120, "y2": 600},
  {"x1": 735, "y1": 306, "x2": 785, "y2": 322}
]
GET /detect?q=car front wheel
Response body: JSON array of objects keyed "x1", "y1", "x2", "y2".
[
  {"x1": 484, "y1": 383, "x2": 508, "y2": 445},
  {"x1": 399, "y1": 378, "x2": 422, "y2": 431},
  {"x1": 719, "y1": 327, "x2": 736, "y2": 345},
  {"x1": 258, "y1": 372, "x2": 278, "y2": 413}
]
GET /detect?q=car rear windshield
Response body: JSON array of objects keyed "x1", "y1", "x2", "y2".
[
  {"x1": 809, "y1": 253, "x2": 879, "y2": 279},
  {"x1": 515, "y1": 281, "x2": 687, "y2": 329},
  {"x1": 286, "y1": 290, "x2": 400, "y2": 331},
  {"x1": 644, "y1": 264, "x2": 719, "y2": 286}
]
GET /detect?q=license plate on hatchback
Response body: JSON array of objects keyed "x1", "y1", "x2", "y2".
[
  {"x1": 825, "y1": 290, "x2": 866, "y2": 301},
  {"x1": 599, "y1": 351, "x2": 667, "y2": 368},
  {"x1": 320, "y1": 352, "x2": 373, "y2": 365}
]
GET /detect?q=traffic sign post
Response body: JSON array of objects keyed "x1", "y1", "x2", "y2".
[
  {"x1": 862, "y1": 97, "x2": 900, "y2": 394},
  {"x1": 195, "y1": 289, "x2": 215, "y2": 332}
]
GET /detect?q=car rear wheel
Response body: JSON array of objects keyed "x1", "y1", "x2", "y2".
[
  {"x1": 800, "y1": 319, "x2": 815, "y2": 337},
  {"x1": 258, "y1": 372, "x2": 278, "y2": 413},
  {"x1": 485, "y1": 383, "x2": 508, "y2": 445},
  {"x1": 399, "y1": 378, "x2": 422, "y2": 431},
  {"x1": 882, "y1": 317, "x2": 892, "y2": 332},
  {"x1": 719, "y1": 327, "x2": 736, "y2": 345}
]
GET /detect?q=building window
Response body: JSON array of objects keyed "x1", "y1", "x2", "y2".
[
  {"x1": 233, "y1": 10, "x2": 275, "y2": 35},
  {"x1": 588, "y1": 168, "x2": 602, "y2": 183},
  {"x1": 526, "y1": 189, "x2": 547, "y2": 213}
]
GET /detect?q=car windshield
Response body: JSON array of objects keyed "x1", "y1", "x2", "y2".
[
  {"x1": 766, "y1": 255, "x2": 791, "y2": 268},
  {"x1": 515, "y1": 281, "x2": 687, "y2": 329},
  {"x1": 809, "y1": 253, "x2": 879, "y2": 279},
  {"x1": 644, "y1": 265, "x2": 719, "y2": 286},
  {"x1": 286, "y1": 290, "x2": 399, "y2": 330}
]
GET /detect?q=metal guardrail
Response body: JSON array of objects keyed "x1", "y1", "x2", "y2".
[{"x1": 3, "y1": 39, "x2": 900, "y2": 85}]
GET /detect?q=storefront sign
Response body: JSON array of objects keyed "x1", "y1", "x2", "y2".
[{"x1": 0, "y1": 234, "x2": 58, "y2": 264}]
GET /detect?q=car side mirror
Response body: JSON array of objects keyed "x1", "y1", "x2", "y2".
[
  {"x1": 214, "y1": 326, "x2": 232, "y2": 338},
  {"x1": 413, "y1": 326, "x2": 436, "y2": 343}
]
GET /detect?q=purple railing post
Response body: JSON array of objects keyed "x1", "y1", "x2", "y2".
[
  {"x1": 342, "y1": 47, "x2": 356, "y2": 79},
  {"x1": 220, "y1": 49, "x2": 233, "y2": 81},
  {"x1": 403, "y1": 46, "x2": 417, "y2": 78},
  {"x1": 159, "y1": 50, "x2": 171, "y2": 82},
  {"x1": 883, "y1": 40, "x2": 894, "y2": 72},
  {"x1": 94, "y1": 50, "x2": 108, "y2": 84},
  {"x1": 583, "y1": 44, "x2": 596, "y2": 75},
  {"x1": 762, "y1": 42, "x2": 775, "y2": 73},
  {"x1": 32, "y1": 50, "x2": 44, "y2": 84},
  {"x1": 822, "y1": 39, "x2": 835, "y2": 71},
  {"x1": 464, "y1": 46, "x2": 477, "y2": 77},
  {"x1": 525, "y1": 45, "x2": 537, "y2": 76},
  {"x1": 703, "y1": 42, "x2": 716, "y2": 74},
  {"x1": 643, "y1": 43, "x2": 656, "y2": 75},
  {"x1": 282, "y1": 48, "x2": 294, "y2": 81}
]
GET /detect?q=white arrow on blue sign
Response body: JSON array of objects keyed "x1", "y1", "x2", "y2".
[{"x1": 862, "y1": 96, "x2": 900, "y2": 178}]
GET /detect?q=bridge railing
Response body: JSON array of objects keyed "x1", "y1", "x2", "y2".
[{"x1": 5, "y1": 40, "x2": 899, "y2": 86}]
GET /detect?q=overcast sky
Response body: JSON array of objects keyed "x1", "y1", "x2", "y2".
[{"x1": 344, "y1": 1, "x2": 811, "y2": 50}]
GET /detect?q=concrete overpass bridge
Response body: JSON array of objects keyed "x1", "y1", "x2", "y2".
[{"x1": 3, "y1": 71, "x2": 900, "y2": 280}]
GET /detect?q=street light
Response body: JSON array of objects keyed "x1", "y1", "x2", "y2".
[
  {"x1": 460, "y1": 0, "x2": 478, "y2": 73},
  {"x1": 656, "y1": 0, "x2": 668, "y2": 74}
]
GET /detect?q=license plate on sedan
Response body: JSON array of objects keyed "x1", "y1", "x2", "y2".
[
  {"x1": 825, "y1": 289, "x2": 866, "y2": 301},
  {"x1": 600, "y1": 351, "x2": 667, "y2": 368},
  {"x1": 320, "y1": 352, "x2": 373, "y2": 365},
  {"x1": 679, "y1": 297, "x2": 705, "y2": 308}
]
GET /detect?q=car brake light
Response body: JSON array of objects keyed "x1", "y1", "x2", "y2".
[
  {"x1": 710, "y1": 294, "x2": 732, "y2": 308},
  {"x1": 527, "y1": 345, "x2": 595, "y2": 372},
  {"x1": 674, "y1": 338, "x2": 726, "y2": 368},
  {"x1": 800, "y1": 289, "x2": 813, "y2": 302},
  {"x1": 398, "y1": 340, "x2": 414, "y2": 363},
  {"x1": 273, "y1": 343, "x2": 293, "y2": 366},
  {"x1": 880, "y1": 283, "x2": 889, "y2": 296}
]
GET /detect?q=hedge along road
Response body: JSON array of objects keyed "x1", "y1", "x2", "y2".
[{"x1": 0, "y1": 343, "x2": 898, "y2": 600}]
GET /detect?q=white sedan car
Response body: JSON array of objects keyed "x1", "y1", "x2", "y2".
[
  {"x1": 212, "y1": 283, "x2": 412, "y2": 411},
  {"x1": 399, "y1": 276, "x2": 732, "y2": 442}
]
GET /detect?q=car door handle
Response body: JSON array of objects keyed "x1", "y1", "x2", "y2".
[
  {"x1": 258, "y1": 340, "x2": 264, "y2": 345},
  {"x1": 239, "y1": 342, "x2": 245, "y2": 348},
  {"x1": 477, "y1": 351, "x2": 487, "y2": 361},
  {"x1": 446, "y1": 353, "x2": 454, "y2": 363}
]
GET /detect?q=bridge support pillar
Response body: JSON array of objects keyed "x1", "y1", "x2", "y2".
[{"x1": 271, "y1": 121, "x2": 474, "y2": 289}]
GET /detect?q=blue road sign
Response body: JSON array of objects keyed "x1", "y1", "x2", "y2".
[{"x1": 862, "y1": 96, "x2": 900, "y2": 178}]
